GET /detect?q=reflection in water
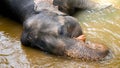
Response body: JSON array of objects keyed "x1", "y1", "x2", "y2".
[
  {"x1": 0, "y1": 0, "x2": 120, "y2": 68},
  {"x1": 0, "y1": 32, "x2": 30, "y2": 68}
]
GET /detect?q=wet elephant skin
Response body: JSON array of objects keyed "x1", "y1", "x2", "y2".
[{"x1": 0, "y1": 0, "x2": 109, "y2": 61}]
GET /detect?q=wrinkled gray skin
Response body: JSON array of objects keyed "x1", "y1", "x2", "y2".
[
  {"x1": 53, "y1": 0, "x2": 96, "y2": 14},
  {"x1": 0, "y1": 0, "x2": 109, "y2": 61}
]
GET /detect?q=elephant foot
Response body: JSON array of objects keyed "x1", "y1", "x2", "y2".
[
  {"x1": 66, "y1": 35, "x2": 109, "y2": 61},
  {"x1": 85, "y1": 41, "x2": 109, "y2": 53},
  {"x1": 74, "y1": 35, "x2": 108, "y2": 54}
]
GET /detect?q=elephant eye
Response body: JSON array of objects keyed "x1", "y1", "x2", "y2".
[{"x1": 58, "y1": 26, "x2": 64, "y2": 35}]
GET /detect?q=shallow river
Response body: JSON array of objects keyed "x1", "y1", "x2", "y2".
[{"x1": 0, "y1": 0, "x2": 120, "y2": 68}]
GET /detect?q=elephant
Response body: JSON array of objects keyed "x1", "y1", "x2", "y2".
[{"x1": 0, "y1": 0, "x2": 110, "y2": 61}]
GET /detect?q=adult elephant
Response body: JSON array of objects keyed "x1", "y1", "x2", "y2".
[{"x1": 0, "y1": 0, "x2": 109, "y2": 61}]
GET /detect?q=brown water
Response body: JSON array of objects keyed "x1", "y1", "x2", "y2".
[{"x1": 0, "y1": 0, "x2": 120, "y2": 68}]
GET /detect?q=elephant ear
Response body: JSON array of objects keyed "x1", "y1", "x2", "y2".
[
  {"x1": 53, "y1": 0, "x2": 64, "y2": 6},
  {"x1": 33, "y1": 0, "x2": 66, "y2": 16},
  {"x1": 33, "y1": 0, "x2": 46, "y2": 12},
  {"x1": 33, "y1": 0, "x2": 57, "y2": 11}
]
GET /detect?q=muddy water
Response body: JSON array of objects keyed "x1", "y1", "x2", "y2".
[{"x1": 0, "y1": 0, "x2": 120, "y2": 68}]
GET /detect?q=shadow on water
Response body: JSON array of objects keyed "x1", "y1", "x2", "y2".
[{"x1": 0, "y1": 0, "x2": 120, "y2": 68}]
